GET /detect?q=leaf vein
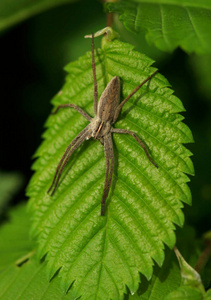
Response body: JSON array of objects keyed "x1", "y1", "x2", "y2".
[
  {"x1": 107, "y1": 234, "x2": 135, "y2": 288},
  {"x1": 185, "y1": 7, "x2": 206, "y2": 47},
  {"x1": 118, "y1": 150, "x2": 180, "y2": 222},
  {"x1": 16, "y1": 263, "x2": 44, "y2": 300}
]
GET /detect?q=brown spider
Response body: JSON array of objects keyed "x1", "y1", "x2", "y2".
[{"x1": 48, "y1": 34, "x2": 158, "y2": 216}]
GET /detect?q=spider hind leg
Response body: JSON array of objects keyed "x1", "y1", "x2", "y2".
[
  {"x1": 48, "y1": 125, "x2": 91, "y2": 196},
  {"x1": 101, "y1": 133, "x2": 114, "y2": 216},
  {"x1": 111, "y1": 128, "x2": 158, "y2": 168}
]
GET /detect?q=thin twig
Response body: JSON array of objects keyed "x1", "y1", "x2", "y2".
[
  {"x1": 195, "y1": 239, "x2": 211, "y2": 274},
  {"x1": 104, "y1": 0, "x2": 114, "y2": 28}
]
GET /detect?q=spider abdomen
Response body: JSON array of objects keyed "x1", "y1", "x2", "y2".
[{"x1": 97, "y1": 76, "x2": 120, "y2": 123}]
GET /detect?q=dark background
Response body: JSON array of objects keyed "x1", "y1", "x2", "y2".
[{"x1": 0, "y1": 0, "x2": 211, "y2": 233}]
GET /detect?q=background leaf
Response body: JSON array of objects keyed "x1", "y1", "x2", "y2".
[
  {"x1": 106, "y1": 0, "x2": 211, "y2": 54},
  {"x1": 0, "y1": 203, "x2": 76, "y2": 300},
  {"x1": 164, "y1": 286, "x2": 203, "y2": 300},
  {"x1": 128, "y1": 248, "x2": 181, "y2": 299},
  {"x1": 27, "y1": 38, "x2": 194, "y2": 299},
  {"x1": 0, "y1": 0, "x2": 78, "y2": 32},
  {"x1": 0, "y1": 203, "x2": 34, "y2": 271},
  {"x1": 0, "y1": 256, "x2": 79, "y2": 300},
  {"x1": 205, "y1": 290, "x2": 211, "y2": 300},
  {"x1": 0, "y1": 171, "x2": 23, "y2": 216},
  {"x1": 128, "y1": 226, "x2": 203, "y2": 299}
]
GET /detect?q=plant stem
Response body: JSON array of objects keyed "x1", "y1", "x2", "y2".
[
  {"x1": 107, "y1": 12, "x2": 113, "y2": 27},
  {"x1": 195, "y1": 239, "x2": 211, "y2": 274},
  {"x1": 104, "y1": 0, "x2": 115, "y2": 28}
]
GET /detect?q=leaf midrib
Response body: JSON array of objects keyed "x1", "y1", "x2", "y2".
[{"x1": 185, "y1": 6, "x2": 206, "y2": 47}]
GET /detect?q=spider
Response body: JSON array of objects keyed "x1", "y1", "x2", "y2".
[{"x1": 48, "y1": 34, "x2": 158, "y2": 216}]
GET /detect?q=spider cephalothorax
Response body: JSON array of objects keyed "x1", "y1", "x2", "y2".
[{"x1": 48, "y1": 34, "x2": 158, "y2": 215}]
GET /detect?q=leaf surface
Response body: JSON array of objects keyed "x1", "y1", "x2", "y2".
[
  {"x1": 164, "y1": 286, "x2": 204, "y2": 300},
  {"x1": 0, "y1": 203, "x2": 34, "y2": 271},
  {"x1": 205, "y1": 290, "x2": 211, "y2": 300},
  {"x1": 164, "y1": 248, "x2": 206, "y2": 300},
  {"x1": 27, "y1": 38, "x2": 194, "y2": 299},
  {"x1": 128, "y1": 248, "x2": 181, "y2": 299},
  {"x1": 0, "y1": 256, "x2": 79, "y2": 300},
  {"x1": 128, "y1": 226, "x2": 201, "y2": 299},
  {"x1": 0, "y1": 204, "x2": 75, "y2": 300},
  {"x1": 106, "y1": 0, "x2": 211, "y2": 54}
]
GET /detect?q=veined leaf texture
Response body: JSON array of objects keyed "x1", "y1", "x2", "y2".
[{"x1": 27, "y1": 39, "x2": 194, "y2": 299}]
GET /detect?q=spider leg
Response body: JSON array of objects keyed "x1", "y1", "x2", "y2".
[
  {"x1": 100, "y1": 137, "x2": 104, "y2": 145},
  {"x1": 101, "y1": 133, "x2": 114, "y2": 216},
  {"x1": 52, "y1": 104, "x2": 92, "y2": 121},
  {"x1": 111, "y1": 128, "x2": 158, "y2": 168},
  {"x1": 112, "y1": 70, "x2": 158, "y2": 124},
  {"x1": 101, "y1": 135, "x2": 110, "y2": 215},
  {"x1": 48, "y1": 125, "x2": 91, "y2": 196},
  {"x1": 91, "y1": 33, "x2": 98, "y2": 116}
]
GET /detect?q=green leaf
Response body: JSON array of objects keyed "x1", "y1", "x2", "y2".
[
  {"x1": 0, "y1": 203, "x2": 35, "y2": 271},
  {"x1": 128, "y1": 248, "x2": 181, "y2": 299},
  {"x1": 0, "y1": 0, "x2": 77, "y2": 32},
  {"x1": 0, "y1": 256, "x2": 78, "y2": 300},
  {"x1": 27, "y1": 38, "x2": 194, "y2": 299},
  {"x1": 106, "y1": 0, "x2": 211, "y2": 54},
  {"x1": 0, "y1": 203, "x2": 75, "y2": 299},
  {"x1": 0, "y1": 171, "x2": 23, "y2": 216},
  {"x1": 173, "y1": 247, "x2": 205, "y2": 296},
  {"x1": 164, "y1": 240, "x2": 209, "y2": 300},
  {"x1": 128, "y1": 226, "x2": 201, "y2": 299},
  {"x1": 0, "y1": 214, "x2": 201, "y2": 300},
  {"x1": 164, "y1": 286, "x2": 203, "y2": 300},
  {"x1": 205, "y1": 290, "x2": 211, "y2": 300}
]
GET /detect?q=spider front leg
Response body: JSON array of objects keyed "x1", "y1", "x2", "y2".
[
  {"x1": 52, "y1": 103, "x2": 92, "y2": 121},
  {"x1": 101, "y1": 133, "x2": 114, "y2": 216},
  {"x1": 112, "y1": 70, "x2": 158, "y2": 124},
  {"x1": 91, "y1": 33, "x2": 98, "y2": 116},
  {"x1": 111, "y1": 128, "x2": 158, "y2": 168},
  {"x1": 48, "y1": 125, "x2": 91, "y2": 196}
]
